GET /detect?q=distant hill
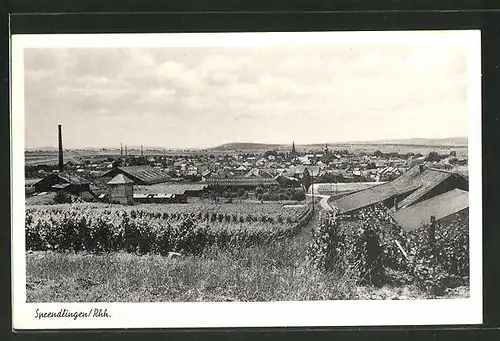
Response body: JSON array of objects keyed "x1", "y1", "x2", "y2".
[
  {"x1": 210, "y1": 137, "x2": 467, "y2": 151},
  {"x1": 211, "y1": 142, "x2": 286, "y2": 151},
  {"x1": 342, "y1": 137, "x2": 468, "y2": 147},
  {"x1": 26, "y1": 137, "x2": 467, "y2": 153}
]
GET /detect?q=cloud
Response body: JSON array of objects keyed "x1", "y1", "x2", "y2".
[{"x1": 23, "y1": 40, "x2": 471, "y2": 148}]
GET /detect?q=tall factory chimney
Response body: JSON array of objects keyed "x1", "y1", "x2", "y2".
[
  {"x1": 120, "y1": 143, "x2": 123, "y2": 157},
  {"x1": 125, "y1": 145, "x2": 127, "y2": 156},
  {"x1": 141, "y1": 144, "x2": 144, "y2": 156},
  {"x1": 58, "y1": 124, "x2": 64, "y2": 172}
]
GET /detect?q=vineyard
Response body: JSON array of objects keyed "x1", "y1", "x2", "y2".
[
  {"x1": 26, "y1": 202, "x2": 312, "y2": 255},
  {"x1": 307, "y1": 204, "x2": 469, "y2": 295}
]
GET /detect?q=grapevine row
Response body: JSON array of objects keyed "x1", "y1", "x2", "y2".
[{"x1": 26, "y1": 204, "x2": 312, "y2": 255}]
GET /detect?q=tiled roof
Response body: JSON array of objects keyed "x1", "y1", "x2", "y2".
[{"x1": 390, "y1": 189, "x2": 469, "y2": 232}]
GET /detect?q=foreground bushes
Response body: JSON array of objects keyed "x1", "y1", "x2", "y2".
[
  {"x1": 25, "y1": 204, "x2": 313, "y2": 255},
  {"x1": 306, "y1": 204, "x2": 469, "y2": 295}
]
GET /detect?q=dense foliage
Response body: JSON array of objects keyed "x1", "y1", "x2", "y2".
[
  {"x1": 307, "y1": 204, "x2": 469, "y2": 295},
  {"x1": 26, "y1": 203, "x2": 312, "y2": 255}
]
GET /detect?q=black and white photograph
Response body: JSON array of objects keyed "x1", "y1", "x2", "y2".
[{"x1": 11, "y1": 31, "x2": 482, "y2": 329}]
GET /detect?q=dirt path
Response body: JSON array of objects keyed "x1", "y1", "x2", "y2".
[{"x1": 298, "y1": 208, "x2": 319, "y2": 240}]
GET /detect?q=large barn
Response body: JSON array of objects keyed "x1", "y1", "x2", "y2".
[
  {"x1": 329, "y1": 165, "x2": 468, "y2": 215},
  {"x1": 389, "y1": 189, "x2": 469, "y2": 232},
  {"x1": 101, "y1": 165, "x2": 171, "y2": 185}
]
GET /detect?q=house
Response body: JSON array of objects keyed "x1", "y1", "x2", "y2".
[
  {"x1": 330, "y1": 165, "x2": 468, "y2": 215},
  {"x1": 101, "y1": 165, "x2": 171, "y2": 185},
  {"x1": 275, "y1": 174, "x2": 301, "y2": 188}
]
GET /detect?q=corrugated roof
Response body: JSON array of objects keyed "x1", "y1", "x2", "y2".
[
  {"x1": 390, "y1": 189, "x2": 469, "y2": 232},
  {"x1": 105, "y1": 166, "x2": 171, "y2": 185},
  {"x1": 107, "y1": 174, "x2": 134, "y2": 185},
  {"x1": 330, "y1": 166, "x2": 431, "y2": 214},
  {"x1": 397, "y1": 168, "x2": 456, "y2": 208},
  {"x1": 57, "y1": 172, "x2": 90, "y2": 185},
  {"x1": 206, "y1": 177, "x2": 278, "y2": 186}
]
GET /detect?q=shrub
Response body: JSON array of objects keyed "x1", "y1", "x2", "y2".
[
  {"x1": 54, "y1": 191, "x2": 72, "y2": 204},
  {"x1": 306, "y1": 204, "x2": 469, "y2": 294}
]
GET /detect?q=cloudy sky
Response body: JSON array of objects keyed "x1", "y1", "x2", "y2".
[{"x1": 23, "y1": 33, "x2": 470, "y2": 149}]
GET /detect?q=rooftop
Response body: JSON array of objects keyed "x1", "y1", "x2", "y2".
[
  {"x1": 56, "y1": 172, "x2": 90, "y2": 185},
  {"x1": 390, "y1": 189, "x2": 469, "y2": 232},
  {"x1": 103, "y1": 166, "x2": 171, "y2": 185},
  {"x1": 107, "y1": 174, "x2": 134, "y2": 185},
  {"x1": 330, "y1": 166, "x2": 467, "y2": 214}
]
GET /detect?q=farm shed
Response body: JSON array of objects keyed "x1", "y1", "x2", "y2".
[
  {"x1": 107, "y1": 174, "x2": 134, "y2": 205},
  {"x1": 101, "y1": 165, "x2": 171, "y2": 185},
  {"x1": 330, "y1": 165, "x2": 468, "y2": 215},
  {"x1": 25, "y1": 178, "x2": 42, "y2": 196},
  {"x1": 389, "y1": 189, "x2": 469, "y2": 232},
  {"x1": 34, "y1": 172, "x2": 91, "y2": 195}
]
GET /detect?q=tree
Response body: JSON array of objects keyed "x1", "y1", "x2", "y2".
[
  {"x1": 449, "y1": 150, "x2": 457, "y2": 157},
  {"x1": 302, "y1": 169, "x2": 312, "y2": 193},
  {"x1": 425, "y1": 151, "x2": 442, "y2": 163},
  {"x1": 374, "y1": 150, "x2": 384, "y2": 157},
  {"x1": 264, "y1": 150, "x2": 278, "y2": 158},
  {"x1": 367, "y1": 162, "x2": 377, "y2": 170}
]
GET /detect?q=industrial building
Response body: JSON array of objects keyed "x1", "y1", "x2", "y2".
[
  {"x1": 101, "y1": 165, "x2": 171, "y2": 185},
  {"x1": 389, "y1": 188, "x2": 469, "y2": 232},
  {"x1": 33, "y1": 172, "x2": 94, "y2": 199},
  {"x1": 330, "y1": 165, "x2": 468, "y2": 215}
]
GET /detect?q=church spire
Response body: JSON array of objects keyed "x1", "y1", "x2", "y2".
[{"x1": 292, "y1": 141, "x2": 296, "y2": 154}]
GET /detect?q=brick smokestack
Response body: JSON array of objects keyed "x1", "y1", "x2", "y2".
[{"x1": 58, "y1": 124, "x2": 64, "y2": 172}]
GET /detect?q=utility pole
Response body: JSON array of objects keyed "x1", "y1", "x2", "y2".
[{"x1": 311, "y1": 170, "x2": 315, "y2": 213}]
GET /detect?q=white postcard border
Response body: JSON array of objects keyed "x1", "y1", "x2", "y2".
[{"x1": 11, "y1": 30, "x2": 482, "y2": 329}]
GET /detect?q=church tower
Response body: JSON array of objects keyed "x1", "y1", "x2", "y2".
[{"x1": 290, "y1": 141, "x2": 297, "y2": 159}]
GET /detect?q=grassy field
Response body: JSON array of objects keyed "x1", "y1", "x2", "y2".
[
  {"x1": 27, "y1": 237, "x2": 439, "y2": 302},
  {"x1": 24, "y1": 202, "x2": 468, "y2": 302}
]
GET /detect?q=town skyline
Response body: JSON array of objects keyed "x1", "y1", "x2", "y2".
[{"x1": 25, "y1": 135, "x2": 468, "y2": 151}]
